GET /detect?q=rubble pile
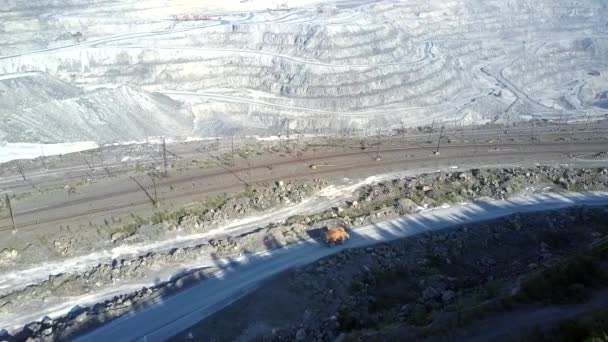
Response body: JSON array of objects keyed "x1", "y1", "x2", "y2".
[{"x1": 5, "y1": 167, "x2": 608, "y2": 341}]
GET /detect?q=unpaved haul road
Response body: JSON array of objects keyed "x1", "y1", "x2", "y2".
[{"x1": 75, "y1": 192, "x2": 608, "y2": 342}]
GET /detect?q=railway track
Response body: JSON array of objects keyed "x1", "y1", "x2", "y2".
[
  {"x1": 2, "y1": 140, "x2": 607, "y2": 232},
  {"x1": 1, "y1": 123, "x2": 605, "y2": 187}
]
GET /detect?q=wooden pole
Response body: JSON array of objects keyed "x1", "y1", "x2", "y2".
[
  {"x1": 151, "y1": 175, "x2": 158, "y2": 204},
  {"x1": 427, "y1": 119, "x2": 435, "y2": 143},
  {"x1": 80, "y1": 152, "x2": 94, "y2": 171},
  {"x1": 162, "y1": 137, "x2": 168, "y2": 177},
  {"x1": 130, "y1": 176, "x2": 157, "y2": 207},
  {"x1": 497, "y1": 125, "x2": 501, "y2": 147},
  {"x1": 16, "y1": 162, "x2": 38, "y2": 191},
  {"x1": 375, "y1": 127, "x2": 381, "y2": 160},
  {"x1": 17, "y1": 162, "x2": 26, "y2": 182},
  {"x1": 247, "y1": 158, "x2": 252, "y2": 185},
  {"x1": 231, "y1": 133, "x2": 235, "y2": 167},
  {"x1": 435, "y1": 126, "x2": 445, "y2": 154},
  {"x1": 532, "y1": 116, "x2": 536, "y2": 142},
  {"x1": 40, "y1": 147, "x2": 48, "y2": 170},
  {"x1": 5, "y1": 194, "x2": 16, "y2": 232}
]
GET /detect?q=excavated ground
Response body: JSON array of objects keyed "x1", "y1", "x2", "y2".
[
  {"x1": 4, "y1": 165, "x2": 608, "y2": 341},
  {"x1": 2, "y1": 0, "x2": 607, "y2": 142},
  {"x1": 173, "y1": 205, "x2": 608, "y2": 342}
]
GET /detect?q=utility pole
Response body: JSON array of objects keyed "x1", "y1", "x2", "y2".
[
  {"x1": 17, "y1": 162, "x2": 26, "y2": 182},
  {"x1": 496, "y1": 125, "x2": 502, "y2": 147},
  {"x1": 461, "y1": 121, "x2": 465, "y2": 142},
  {"x1": 310, "y1": 143, "x2": 317, "y2": 169},
  {"x1": 435, "y1": 126, "x2": 445, "y2": 155},
  {"x1": 16, "y1": 161, "x2": 38, "y2": 191},
  {"x1": 5, "y1": 194, "x2": 16, "y2": 233},
  {"x1": 427, "y1": 119, "x2": 435, "y2": 143},
  {"x1": 375, "y1": 127, "x2": 381, "y2": 161},
  {"x1": 162, "y1": 137, "x2": 168, "y2": 177},
  {"x1": 583, "y1": 112, "x2": 590, "y2": 131},
  {"x1": 131, "y1": 176, "x2": 157, "y2": 207},
  {"x1": 532, "y1": 115, "x2": 536, "y2": 142},
  {"x1": 152, "y1": 174, "x2": 158, "y2": 205},
  {"x1": 246, "y1": 158, "x2": 252, "y2": 185},
  {"x1": 40, "y1": 147, "x2": 48, "y2": 170},
  {"x1": 80, "y1": 152, "x2": 94, "y2": 171},
  {"x1": 570, "y1": 116, "x2": 577, "y2": 140},
  {"x1": 231, "y1": 133, "x2": 235, "y2": 167}
]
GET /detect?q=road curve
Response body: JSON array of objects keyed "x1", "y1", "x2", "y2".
[{"x1": 75, "y1": 192, "x2": 608, "y2": 342}]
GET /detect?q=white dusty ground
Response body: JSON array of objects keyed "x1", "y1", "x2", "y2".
[
  {"x1": 2, "y1": 161, "x2": 608, "y2": 333},
  {"x1": 74, "y1": 191, "x2": 608, "y2": 342},
  {"x1": 1, "y1": 0, "x2": 607, "y2": 145},
  {"x1": 0, "y1": 141, "x2": 99, "y2": 164},
  {"x1": 0, "y1": 168, "x2": 421, "y2": 331}
]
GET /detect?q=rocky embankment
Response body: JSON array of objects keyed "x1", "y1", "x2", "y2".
[
  {"x1": 3, "y1": 166, "x2": 608, "y2": 341},
  {"x1": 177, "y1": 205, "x2": 608, "y2": 341},
  {"x1": 0, "y1": 179, "x2": 324, "y2": 268}
]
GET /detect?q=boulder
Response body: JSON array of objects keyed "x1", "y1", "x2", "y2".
[
  {"x1": 0, "y1": 248, "x2": 18, "y2": 264},
  {"x1": 397, "y1": 198, "x2": 418, "y2": 213},
  {"x1": 441, "y1": 290, "x2": 455, "y2": 302},
  {"x1": 178, "y1": 214, "x2": 201, "y2": 230},
  {"x1": 74, "y1": 311, "x2": 88, "y2": 323},
  {"x1": 25, "y1": 322, "x2": 42, "y2": 334},
  {"x1": 295, "y1": 328, "x2": 307, "y2": 341},
  {"x1": 41, "y1": 316, "x2": 54, "y2": 327},
  {"x1": 111, "y1": 231, "x2": 129, "y2": 242},
  {"x1": 420, "y1": 197, "x2": 436, "y2": 208},
  {"x1": 42, "y1": 327, "x2": 53, "y2": 336},
  {"x1": 422, "y1": 286, "x2": 440, "y2": 301}
]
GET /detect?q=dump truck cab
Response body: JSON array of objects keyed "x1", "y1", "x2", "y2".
[{"x1": 325, "y1": 226, "x2": 350, "y2": 246}]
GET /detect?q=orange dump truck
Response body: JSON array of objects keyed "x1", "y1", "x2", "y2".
[{"x1": 325, "y1": 226, "x2": 350, "y2": 245}]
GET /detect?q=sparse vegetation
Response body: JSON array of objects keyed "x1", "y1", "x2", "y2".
[
  {"x1": 517, "y1": 244, "x2": 608, "y2": 304},
  {"x1": 527, "y1": 309, "x2": 608, "y2": 342},
  {"x1": 109, "y1": 222, "x2": 138, "y2": 241}
]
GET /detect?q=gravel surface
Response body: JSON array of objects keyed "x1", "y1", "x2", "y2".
[
  {"x1": 173, "y1": 205, "x2": 608, "y2": 342},
  {"x1": 4, "y1": 165, "x2": 608, "y2": 340}
]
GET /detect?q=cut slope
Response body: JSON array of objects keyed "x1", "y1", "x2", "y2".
[
  {"x1": 1, "y1": 0, "x2": 607, "y2": 139},
  {"x1": 0, "y1": 73, "x2": 194, "y2": 143}
]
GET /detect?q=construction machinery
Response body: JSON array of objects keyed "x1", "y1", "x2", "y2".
[{"x1": 325, "y1": 226, "x2": 350, "y2": 246}]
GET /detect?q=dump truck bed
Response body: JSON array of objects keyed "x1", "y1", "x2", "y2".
[{"x1": 325, "y1": 226, "x2": 350, "y2": 245}]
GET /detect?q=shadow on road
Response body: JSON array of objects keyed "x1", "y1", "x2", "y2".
[{"x1": 16, "y1": 191, "x2": 608, "y2": 342}]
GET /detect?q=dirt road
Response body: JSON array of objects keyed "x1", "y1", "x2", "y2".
[{"x1": 73, "y1": 192, "x2": 608, "y2": 342}]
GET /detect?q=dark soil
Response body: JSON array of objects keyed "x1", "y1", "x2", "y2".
[{"x1": 171, "y1": 205, "x2": 608, "y2": 342}]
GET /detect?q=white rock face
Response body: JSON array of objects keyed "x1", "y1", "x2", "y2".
[
  {"x1": 0, "y1": 73, "x2": 194, "y2": 143},
  {"x1": 1, "y1": 0, "x2": 607, "y2": 143}
]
